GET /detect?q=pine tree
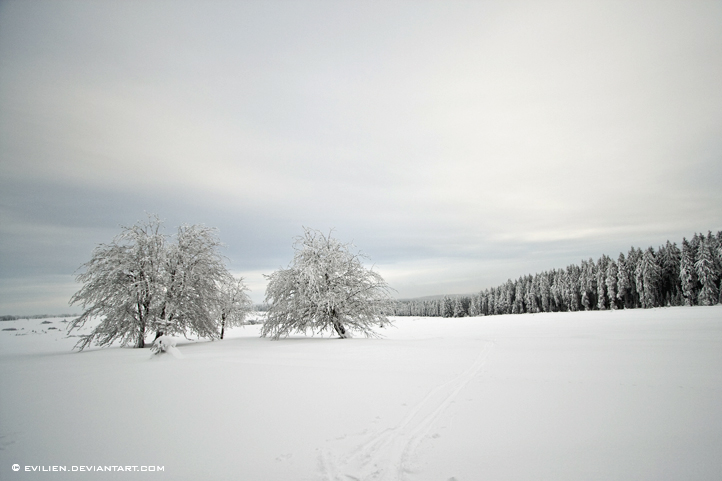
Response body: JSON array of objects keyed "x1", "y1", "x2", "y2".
[
  {"x1": 469, "y1": 294, "x2": 480, "y2": 317},
  {"x1": 552, "y1": 269, "x2": 565, "y2": 311},
  {"x1": 527, "y1": 275, "x2": 540, "y2": 313},
  {"x1": 627, "y1": 248, "x2": 643, "y2": 308},
  {"x1": 596, "y1": 255, "x2": 609, "y2": 310},
  {"x1": 452, "y1": 297, "x2": 464, "y2": 317},
  {"x1": 566, "y1": 265, "x2": 581, "y2": 312},
  {"x1": 680, "y1": 238, "x2": 697, "y2": 306},
  {"x1": 616, "y1": 253, "x2": 630, "y2": 309},
  {"x1": 605, "y1": 260, "x2": 618, "y2": 309},
  {"x1": 487, "y1": 290, "x2": 496, "y2": 315},
  {"x1": 580, "y1": 259, "x2": 596, "y2": 311},
  {"x1": 540, "y1": 272, "x2": 552, "y2": 312},
  {"x1": 442, "y1": 296, "x2": 454, "y2": 318},
  {"x1": 657, "y1": 241, "x2": 681, "y2": 306},
  {"x1": 513, "y1": 278, "x2": 525, "y2": 314},
  {"x1": 695, "y1": 236, "x2": 719, "y2": 306},
  {"x1": 635, "y1": 247, "x2": 661, "y2": 308},
  {"x1": 717, "y1": 231, "x2": 722, "y2": 304},
  {"x1": 505, "y1": 280, "x2": 515, "y2": 314}
]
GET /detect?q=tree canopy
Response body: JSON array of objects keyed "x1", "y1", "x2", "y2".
[
  {"x1": 261, "y1": 228, "x2": 393, "y2": 339},
  {"x1": 68, "y1": 215, "x2": 247, "y2": 350}
]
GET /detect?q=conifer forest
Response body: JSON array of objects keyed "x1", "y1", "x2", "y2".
[{"x1": 394, "y1": 231, "x2": 722, "y2": 318}]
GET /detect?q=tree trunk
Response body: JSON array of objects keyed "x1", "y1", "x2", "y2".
[
  {"x1": 220, "y1": 320, "x2": 225, "y2": 340},
  {"x1": 136, "y1": 329, "x2": 145, "y2": 348},
  {"x1": 136, "y1": 305, "x2": 146, "y2": 348},
  {"x1": 332, "y1": 318, "x2": 347, "y2": 338}
]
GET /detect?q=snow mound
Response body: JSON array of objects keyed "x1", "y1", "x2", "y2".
[{"x1": 151, "y1": 335, "x2": 184, "y2": 359}]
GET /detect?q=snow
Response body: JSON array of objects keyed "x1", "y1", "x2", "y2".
[
  {"x1": 151, "y1": 336, "x2": 184, "y2": 359},
  {"x1": 1, "y1": 307, "x2": 721, "y2": 480}
]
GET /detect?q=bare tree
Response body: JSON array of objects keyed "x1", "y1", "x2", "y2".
[
  {"x1": 262, "y1": 228, "x2": 393, "y2": 340},
  {"x1": 217, "y1": 275, "x2": 252, "y2": 339}
]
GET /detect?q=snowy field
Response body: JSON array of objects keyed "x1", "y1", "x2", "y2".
[{"x1": 1, "y1": 307, "x2": 721, "y2": 481}]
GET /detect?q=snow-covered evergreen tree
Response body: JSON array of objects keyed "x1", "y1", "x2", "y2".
[
  {"x1": 551, "y1": 270, "x2": 565, "y2": 311},
  {"x1": 469, "y1": 294, "x2": 481, "y2": 317},
  {"x1": 452, "y1": 297, "x2": 464, "y2": 317},
  {"x1": 695, "y1": 236, "x2": 719, "y2": 306},
  {"x1": 717, "y1": 232, "x2": 722, "y2": 304},
  {"x1": 262, "y1": 228, "x2": 393, "y2": 339},
  {"x1": 540, "y1": 272, "x2": 552, "y2": 312},
  {"x1": 657, "y1": 241, "x2": 681, "y2": 306},
  {"x1": 605, "y1": 260, "x2": 618, "y2": 309},
  {"x1": 513, "y1": 278, "x2": 525, "y2": 314},
  {"x1": 616, "y1": 253, "x2": 630, "y2": 309},
  {"x1": 504, "y1": 280, "x2": 515, "y2": 314},
  {"x1": 635, "y1": 247, "x2": 661, "y2": 308},
  {"x1": 627, "y1": 247, "x2": 643, "y2": 308},
  {"x1": 525, "y1": 275, "x2": 539, "y2": 313},
  {"x1": 680, "y1": 238, "x2": 697, "y2": 306},
  {"x1": 441, "y1": 296, "x2": 454, "y2": 318},
  {"x1": 596, "y1": 255, "x2": 609, "y2": 310},
  {"x1": 565, "y1": 265, "x2": 581, "y2": 312}
]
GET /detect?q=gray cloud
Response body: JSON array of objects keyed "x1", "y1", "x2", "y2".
[{"x1": 1, "y1": 1, "x2": 721, "y2": 311}]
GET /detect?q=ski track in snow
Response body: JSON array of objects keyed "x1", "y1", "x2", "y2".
[{"x1": 318, "y1": 340, "x2": 495, "y2": 481}]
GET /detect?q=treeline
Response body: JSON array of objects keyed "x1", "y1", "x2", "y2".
[
  {"x1": 0, "y1": 314, "x2": 77, "y2": 321},
  {"x1": 393, "y1": 230, "x2": 722, "y2": 317}
]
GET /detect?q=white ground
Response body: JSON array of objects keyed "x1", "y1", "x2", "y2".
[{"x1": 1, "y1": 307, "x2": 721, "y2": 480}]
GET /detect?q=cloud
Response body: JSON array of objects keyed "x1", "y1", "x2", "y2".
[
  {"x1": 1, "y1": 0, "x2": 721, "y2": 312},
  {"x1": 0, "y1": 275, "x2": 81, "y2": 316}
]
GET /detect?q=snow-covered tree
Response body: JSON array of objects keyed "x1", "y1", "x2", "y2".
[
  {"x1": 635, "y1": 247, "x2": 661, "y2": 308},
  {"x1": 657, "y1": 241, "x2": 681, "y2": 305},
  {"x1": 156, "y1": 224, "x2": 229, "y2": 340},
  {"x1": 626, "y1": 247, "x2": 643, "y2": 308},
  {"x1": 605, "y1": 260, "x2": 618, "y2": 309},
  {"x1": 540, "y1": 273, "x2": 552, "y2": 312},
  {"x1": 616, "y1": 253, "x2": 630, "y2": 308},
  {"x1": 579, "y1": 259, "x2": 596, "y2": 311},
  {"x1": 217, "y1": 275, "x2": 252, "y2": 339},
  {"x1": 680, "y1": 238, "x2": 697, "y2": 306},
  {"x1": 717, "y1": 232, "x2": 722, "y2": 304},
  {"x1": 596, "y1": 255, "x2": 609, "y2": 310},
  {"x1": 551, "y1": 270, "x2": 564, "y2": 311},
  {"x1": 69, "y1": 216, "x2": 237, "y2": 350},
  {"x1": 69, "y1": 216, "x2": 166, "y2": 350},
  {"x1": 513, "y1": 278, "x2": 525, "y2": 314},
  {"x1": 261, "y1": 228, "x2": 393, "y2": 339},
  {"x1": 565, "y1": 265, "x2": 581, "y2": 312},
  {"x1": 442, "y1": 296, "x2": 454, "y2": 317},
  {"x1": 505, "y1": 279, "x2": 516, "y2": 314},
  {"x1": 695, "y1": 236, "x2": 719, "y2": 306}
]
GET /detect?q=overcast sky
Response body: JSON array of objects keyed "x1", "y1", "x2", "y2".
[{"x1": 1, "y1": 1, "x2": 721, "y2": 314}]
